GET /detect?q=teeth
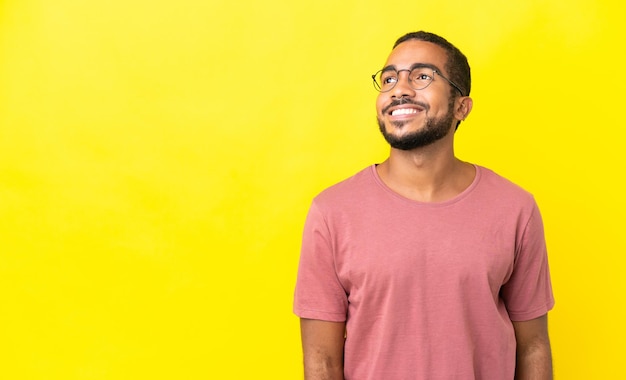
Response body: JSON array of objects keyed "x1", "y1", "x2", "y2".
[{"x1": 391, "y1": 108, "x2": 418, "y2": 116}]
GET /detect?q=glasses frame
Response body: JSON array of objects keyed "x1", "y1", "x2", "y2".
[{"x1": 372, "y1": 66, "x2": 465, "y2": 96}]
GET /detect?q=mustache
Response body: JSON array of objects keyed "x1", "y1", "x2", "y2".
[{"x1": 382, "y1": 98, "x2": 429, "y2": 114}]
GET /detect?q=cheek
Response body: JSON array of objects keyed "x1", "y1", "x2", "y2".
[
  {"x1": 431, "y1": 96, "x2": 454, "y2": 116},
  {"x1": 375, "y1": 95, "x2": 387, "y2": 115}
]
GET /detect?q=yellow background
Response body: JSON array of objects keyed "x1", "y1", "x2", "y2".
[{"x1": 1, "y1": 0, "x2": 624, "y2": 378}]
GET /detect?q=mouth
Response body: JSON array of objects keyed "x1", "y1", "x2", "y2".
[
  {"x1": 382, "y1": 99, "x2": 428, "y2": 117},
  {"x1": 387, "y1": 105, "x2": 425, "y2": 118},
  {"x1": 390, "y1": 107, "x2": 420, "y2": 116}
]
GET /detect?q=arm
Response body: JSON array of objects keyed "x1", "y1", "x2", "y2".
[
  {"x1": 512, "y1": 314, "x2": 553, "y2": 380},
  {"x1": 300, "y1": 318, "x2": 346, "y2": 380}
]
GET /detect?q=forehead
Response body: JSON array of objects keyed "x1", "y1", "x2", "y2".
[{"x1": 384, "y1": 40, "x2": 449, "y2": 73}]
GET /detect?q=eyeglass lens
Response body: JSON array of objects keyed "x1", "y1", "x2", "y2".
[{"x1": 374, "y1": 68, "x2": 435, "y2": 92}]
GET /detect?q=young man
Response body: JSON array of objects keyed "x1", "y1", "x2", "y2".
[{"x1": 294, "y1": 31, "x2": 554, "y2": 379}]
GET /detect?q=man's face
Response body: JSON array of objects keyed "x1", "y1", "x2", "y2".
[{"x1": 376, "y1": 40, "x2": 457, "y2": 150}]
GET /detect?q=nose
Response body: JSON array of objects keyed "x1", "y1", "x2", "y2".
[{"x1": 390, "y1": 70, "x2": 415, "y2": 98}]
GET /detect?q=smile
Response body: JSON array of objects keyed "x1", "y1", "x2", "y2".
[{"x1": 391, "y1": 108, "x2": 419, "y2": 116}]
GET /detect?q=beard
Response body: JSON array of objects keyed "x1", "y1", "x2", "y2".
[{"x1": 377, "y1": 98, "x2": 456, "y2": 151}]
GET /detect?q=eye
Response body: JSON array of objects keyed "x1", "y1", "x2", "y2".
[
  {"x1": 381, "y1": 75, "x2": 398, "y2": 84},
  {"x1": 411, "y1": 70, "x2": 433, "y2": 82}
]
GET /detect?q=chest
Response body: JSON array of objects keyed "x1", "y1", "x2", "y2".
[{"x1": 331, "y1": 207, "x2": 517, "y2": 299}]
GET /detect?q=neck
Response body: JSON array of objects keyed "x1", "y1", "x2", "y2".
[{"x1": 376, "y1": 139, "x2": 475, "y2": 203}]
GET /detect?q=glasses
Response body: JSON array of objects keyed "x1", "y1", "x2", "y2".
[{"x1": 372, "y1": 66, "x2": 464, "y2": 96}]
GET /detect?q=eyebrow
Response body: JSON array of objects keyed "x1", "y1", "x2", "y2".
[{"x1": 381, "y1": 62, "x2": 443, "y2": 73}]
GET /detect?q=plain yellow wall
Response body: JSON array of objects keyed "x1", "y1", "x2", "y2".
[{"x1": 1, "y1": 0, "x2": 624, "y2": 378}]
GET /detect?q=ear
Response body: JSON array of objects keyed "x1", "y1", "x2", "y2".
[{"x1": 454, "y1": 96, "x2": 473, "y2": 121}]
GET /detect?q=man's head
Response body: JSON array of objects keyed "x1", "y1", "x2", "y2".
[
  {"x1": 393, "y1": 31, "x2": 471, "y2": 98},
  {"x1": 374, "y1": 31, "x2": 473, "y2": 151}
]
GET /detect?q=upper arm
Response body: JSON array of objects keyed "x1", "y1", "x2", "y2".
[
  {"x1": 300, "y1": 318, "x2": 346, "y2": 379},
  {"x1": 502, "y1": 203, "x2": 554, "y2": 321},
  {"x1": 294, "y1": 202, "x2": 349, "y2": 321},
  {"x1": 512, "y1": 314, "x2": 552, "y2": 379},
  {"x1": 512, "y1": 314, "x2": 550, "y2": 350}
]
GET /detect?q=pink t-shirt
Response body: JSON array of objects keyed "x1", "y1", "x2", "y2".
[{"x1": 294, "y1": 165, "x2": 554, "y2": 380}]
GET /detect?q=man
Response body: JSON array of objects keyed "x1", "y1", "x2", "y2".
[{"x1": 293, "y1": 31, "x2": 554, "y2": 379}]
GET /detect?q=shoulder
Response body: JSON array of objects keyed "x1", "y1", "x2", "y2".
[
  {"x1": 313, "y1": 165, "x2": 377, "y2": 207},
  {"x1": 471, "y1": 165, "x2": 541, "y2": 224},
  {"x1": 475, "y1": 165, "x2": 536, "y2": 205}
]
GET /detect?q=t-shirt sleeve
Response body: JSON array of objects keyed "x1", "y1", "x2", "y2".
[
  {"x1": 293, "y1": 201, "x2": 348, "y2": 322},
  {"x1": 501, "y1": 201, "x2": 555, "y2": 321}
]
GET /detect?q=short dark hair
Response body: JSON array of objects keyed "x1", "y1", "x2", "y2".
[{"x1": 394, "y1": 31, "x2": 471, "y2": 97}]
